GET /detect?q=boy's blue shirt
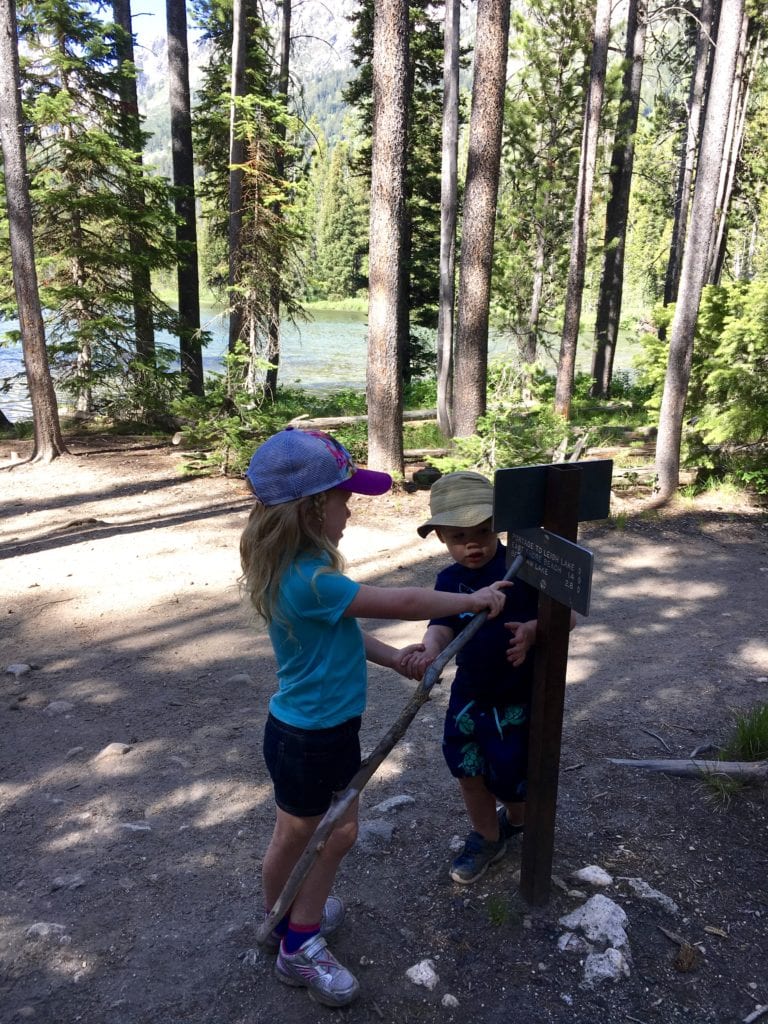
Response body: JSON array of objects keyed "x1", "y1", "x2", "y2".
[
  {"x1": 430, "y1": 541, "x2": 538, "y2": 706},
  {"x1": 268, "y1": 553, "x2": 365, "y2": 729}
]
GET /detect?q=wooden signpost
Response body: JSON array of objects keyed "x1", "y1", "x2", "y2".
[{"x1": 493, "y1": 460, "x2": 613, "y2": 906}]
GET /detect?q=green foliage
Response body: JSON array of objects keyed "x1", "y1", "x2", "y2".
[{"x1": 721, "y1": 704, "x2": 768, "y2": 763}]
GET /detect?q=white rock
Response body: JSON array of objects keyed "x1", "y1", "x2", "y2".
[
  {"x1": 44, "y1": 700, "x2": 75, "y2": 716},
  {"x1": 559, "y1": 894, "x2": 629, "y2": 949},
  {"x1": 5, "y1": 663, "x2": 31, "y2": 678},
  {"x1": 581, "y1": 948, "x2": 630, "y2": 988},
  {"x1": 370, "y1": 794, "x2": 415, "y2": 814},
  {"x1": 571, "y1": 865, "x2": 613, "y2": 888},
  {"x1": 65, "y1": 747, "x2": 85, "y2": 759},
  {"x1": 226, "y1": 673, "x2": 253, "y2": 685},
  {"x1": 406, "y1": 959, "x2": 439, "y2": 990},
  {"x1": 448, "y1": 834, "x2": 464, "y2": 853},
  {"x1": 25, "y1": 922, "x2": 67, "y2": 941},
  {"x1": 94, "y1": 742, "x2": 133, "y2": 761},
  {"x1": 356, "y1": 819, "x2": 393, "y2": 850},
  {"x1": 625, "y1": 878, "x2": 679, "y2": 915},
  {"x1": 441, "y1": 994, "x2": 459, "y2": 1008},
  {"x1": 558, "y1": 931, "x2": 592, "y2": 954},
  {"x1": 118, "y1": 822, "x2": 152, "y2": 832}
]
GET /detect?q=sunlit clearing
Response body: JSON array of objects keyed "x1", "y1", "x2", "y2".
[{"x1": 145, "y1": 780, "x2": 267, "y2": 826}]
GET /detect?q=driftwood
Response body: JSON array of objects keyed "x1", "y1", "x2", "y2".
[
  {"x1": 255, "y1": 554, "x2": 525, "y2": 944},
  {"x1": 608, "y1": 757, "x2": 768, "y2": 780},
  {"x1": 288, "y1": 409, "x2": 436, "y2": 430}
]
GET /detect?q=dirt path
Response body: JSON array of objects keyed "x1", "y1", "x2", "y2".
[{"x1": 1, "y1": 436, "x2": 767, "y2": 1024}]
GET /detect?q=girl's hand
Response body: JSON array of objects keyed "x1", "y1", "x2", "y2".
[
  {"x1": 469, "y1": 581, "x2": 511, "y2": 619},
  {"x1": 394, "y1": 644, "x2": 430, "y2": 680},
  {"x1": 505, "y1": 619, "x2": 537, "y2": 666}
]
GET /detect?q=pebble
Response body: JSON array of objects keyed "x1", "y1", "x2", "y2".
[
  {"x1": 226, "y1": 673, "x2": 253, "y2": 685},
  {"x1": 357, "y1": 819, "x2": 393, "y2": 850},
  {"x1": 441, "y1": 994, "x2": 459, "y2": 1008},
  {"x1": 5, "y1": 663, "x2": 31, "y2": 678},
  {"x1": 370, "y1": 794, "x2": 415, "y2": 814},
  {"x1": 581, "y1": 948, "x2": 631, "y2": 988},
  {"x1": 44, "y1": 700, "x2": 74, "y2": 716},
  {"x1": 405, "y1": 959, "x2": 439, "y2": 990},
  {"x1": 25, "y1": 922, "x2": 68, "y2": 942},
  {"x1": 94, "y1": 742, "x2": 133, "y2": 760},
  {"x1": 65, "y1": 747, "x2": 85, "y2": 760},
  {"x1": 571, "y1": 865, "x2": 614, "y2": 888},
  {"x1": 118, "y1": 822, "x2": 152, "y2": 832},
  {"x1": 625, "y1": 877, "x2": 679, "y2": 915}
]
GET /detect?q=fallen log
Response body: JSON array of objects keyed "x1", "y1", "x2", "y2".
[
  {"x1": 608, "y1": 757, "x2": 768, "y2": 780},
  {"x1": 288, "y1": 409, "x2": 436, "y2": 430}
]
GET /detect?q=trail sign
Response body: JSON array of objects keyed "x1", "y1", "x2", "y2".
[
  {"x1": 507, "y1": 527, "x2": 594, "y2": 615},
  {"x1": 492, "y1": 461, "x2": 613, "y2": 906}
]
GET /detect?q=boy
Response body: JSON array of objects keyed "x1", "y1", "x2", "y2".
[{"x1": 403, "y1": 471, "x2": 540, "y2": 884}]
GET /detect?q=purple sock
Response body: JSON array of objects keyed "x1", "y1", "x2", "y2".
[
  {"x1": 282, "y1": 921, "x2": 321, "y2": 954},
  {"x1": 265, "y1": 907, "x2": 289, "y2": 939}
]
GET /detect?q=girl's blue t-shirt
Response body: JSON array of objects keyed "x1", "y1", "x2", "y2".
[{"x1": 268, "y1": 553, "x2": 365, "y2": 729}]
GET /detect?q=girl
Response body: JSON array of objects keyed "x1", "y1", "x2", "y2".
[{"x1": 240, "y1": 427, "x2": 509, "y2": 1008}]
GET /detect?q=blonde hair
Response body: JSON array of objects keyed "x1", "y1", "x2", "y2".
[{"x1": 239, "y1": 490, "x2": 345, "y2": 624}]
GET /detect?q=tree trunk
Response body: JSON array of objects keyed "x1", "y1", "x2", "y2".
[
  {"x1": 113, "y1": 0, "x2": 155, "y2": 365},
  {"x1": 0, "y1": 0, "x2": 67, "y2": 461},
  {"x1": 708, "y1": 9, "x2": 751, "y2": 284},
  {"x1": 591, "y1": 0, "x2": 647, "y2": 398},
  {"x1": 227, "y1": 0, "x2": 247, "y2": 356},
  {"x1": 554, "y1": 0, "x2": 611, "y2": 419},
  {"x1": 663, "y1": 0, "x2": 715, "y2": 308},
  {"x1": 655, "y1": 0, "x2": 745, "y2": 502},
  {"x1": 166, "y1": 0, "x2": 204, "y2": 396},
  {"x1": 264, "y1": 0, "x2": 291, "y2": 400},
  {"x1": 453, "y1": 0, "x2": 511, "y2": 437},
  {"x1": 366, "y1": 0, "x2": 408, "y2": 475},
  {"x1": 436, "y1": 0, "x2": 459, "y2": 437}
]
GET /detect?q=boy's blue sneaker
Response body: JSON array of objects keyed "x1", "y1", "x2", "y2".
[
  {"x1": 449, "y1": 830, "x2": 507, "y2": 884},
  {"x1": 497, "y1": 806, "x2": 525, "y2": 841},
  {"x1": 275, "y1": 934, "x2": 360, "y2": 1007},
  {"x1": 262, "y1": 895, "x2": 346, "y2": 951}
]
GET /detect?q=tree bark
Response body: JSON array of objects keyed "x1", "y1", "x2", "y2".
[
  {"x1": 591, "y1": 0, "x2": 647, "y2": 398},
  {"x1": 708, "y1": 9, "x2": 751, "y2": 284},
  {"x1": 264, "y1": 0, "x2": 291, "y2": 400},
  {"x1": 113, "y1": 0, "x2": 155, "y2": 365},
  {"x1": 0, "y1": 0, "x2": 67, "y2": 462},
  {"x1": 166, "y1": 0, "x2": 204, "y2": 396},
  {"x1": 367, "y1": 0, "x2": 408, "y2": 475},
  {"x1": 227, "y1": 0, "x2": 247, "y2": 356},
  {"x1": 453, "y1": 0, "x2": 511, "y2": 437},
  {"x1": 436, "y1": 0, "x2": 459, "y2": 437},
  {"x1": 655, "y1": 0, "x2": 745, "y2": 502},
  {"x1": 663, "y1": 0, "x2": 715, "y2": 308},
  {"x1": 554, "y1": 0, "x2": 611, "y2": 419}
]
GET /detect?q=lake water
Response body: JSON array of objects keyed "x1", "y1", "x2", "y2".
[{"x1": 0, "y1": 306, "x2": 613, "y2": 423}]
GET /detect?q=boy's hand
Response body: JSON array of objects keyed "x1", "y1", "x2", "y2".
[
  {"x1": 505, "y1": 619, "x2": 537, "y2": 666},
  {"x1": 394, "y1": 644, "x2": 431, "y2": 680}
]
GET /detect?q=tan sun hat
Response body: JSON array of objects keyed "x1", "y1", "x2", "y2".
[{"x1": 417, "y1": 471, "x2": 494, "y2": 538}]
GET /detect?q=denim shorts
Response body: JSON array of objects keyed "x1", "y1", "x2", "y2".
[
  {"x1": 442, "y1": 694, "x2": 529, "y2": 803},
  {"x1": 263, "y1": 713, "x2": 362, "y2": 817}
]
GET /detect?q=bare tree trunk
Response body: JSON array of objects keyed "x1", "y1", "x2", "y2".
[
  {"x1": 436, "y1": 0, "x2": 459, "y2": 437},
  {"x1": 591, "y1": 0, "x2": 647, "y2": 398},
  {"x1": 264, "y1": 0, "x2": 291, "y2": 400},
  {"x1": 554, "y1": 0, "x2": 611, "y2": 420},
  {"x1": 708, "y1": 9, "x2": 751, "y2": 284},
  {"x1": 227, "y1": 0, "x2": 247, "y2": 356},
  {"x1": 113, "y1": 0, "x2": 155, "y2": 365},
  {"x1": 167, "y1": 0, "x2": 204, "y2": 396},
  {"x1": 0, "y1": 0, "x2": 66, "y2": 462},
  {"x1": 663, "y1": 0, "x2": 715, "y2": 308},
  {"x1": 655, "y1": 0, "x2": 745, "y2": 502},
  {"x1": 367, "y1": 0, "x2": 408, "y2": 475},
  {"x1": 453, "y1": 0, "x2": 510, "y2": 437}
]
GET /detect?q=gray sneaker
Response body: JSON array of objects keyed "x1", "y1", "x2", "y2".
[
  {"x1": 275, "y1": 934, "x2": 360, "y2": 1007},
  {"x1": 262, "y1": 895, "x2": 346, "y2": 951},
  {"x1": 497, "y1": 806, "x2": 525, "y2": 841},
  {"x1": 449, "y1": 830, "x2": 507, "y2": 884}
]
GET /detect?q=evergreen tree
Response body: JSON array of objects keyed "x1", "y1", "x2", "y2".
[{"x1": 12, "y1": 0, "x2": 179, "y2": 416}]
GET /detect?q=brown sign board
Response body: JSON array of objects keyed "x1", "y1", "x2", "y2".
[{"x1": 493, "y1": 459, "x2": 613, "y2": 531}]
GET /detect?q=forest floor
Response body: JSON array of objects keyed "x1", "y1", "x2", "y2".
[{"x1": 1, "y1": 433, "x2": 767, "y2": 1024}]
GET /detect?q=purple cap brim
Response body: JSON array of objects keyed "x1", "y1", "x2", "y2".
[{"x1": 337, "y1": 467, "x2": 392, "y2": 496}]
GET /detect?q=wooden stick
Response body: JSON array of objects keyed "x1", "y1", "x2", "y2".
[
  {"x1": 255, "y1": 555, "x2": 525, "y2": 944},
  {"x1": 608, "y1": 757, "x2": 768, "y2": 780}
]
